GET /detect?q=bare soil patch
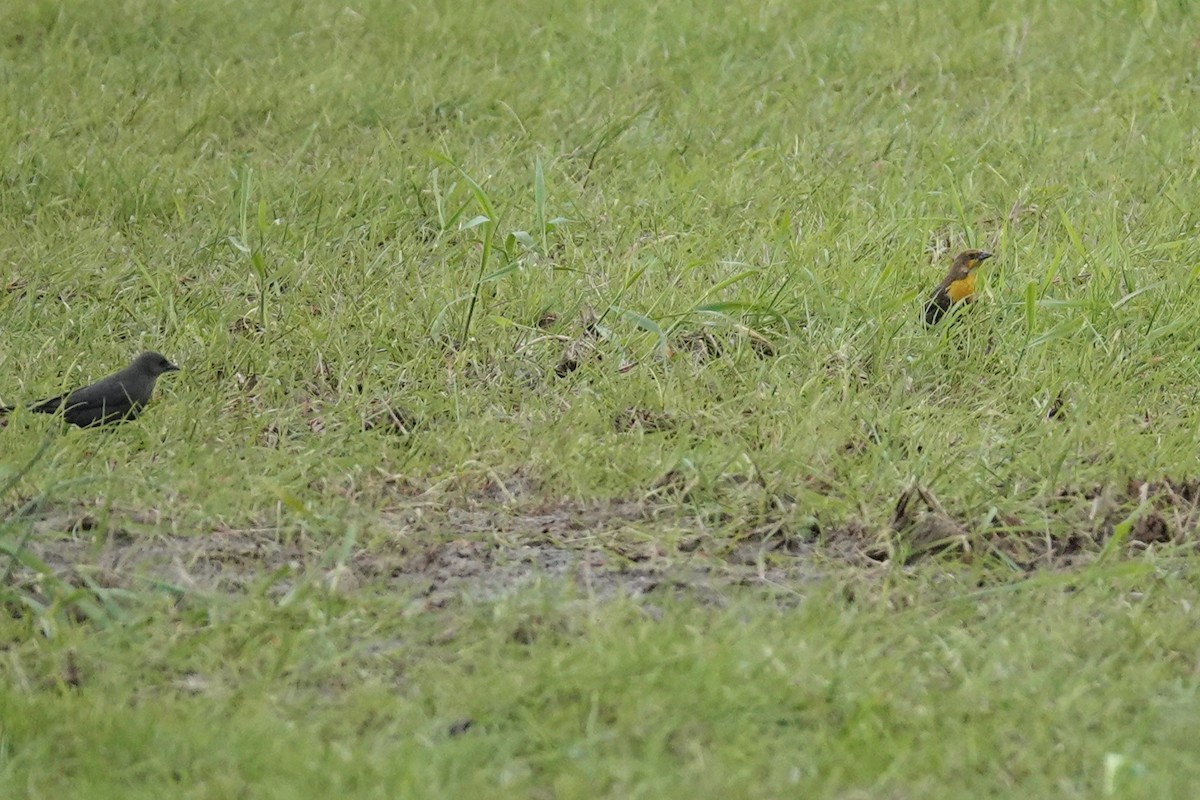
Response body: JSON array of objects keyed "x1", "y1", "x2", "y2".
[{"x1": 8, "y1": 477, "x2": 1200, "y2": 603}]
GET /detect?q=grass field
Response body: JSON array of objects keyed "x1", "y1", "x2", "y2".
[{"x1": 3, "y1": 0, "x2": 1200, "y2": 796}]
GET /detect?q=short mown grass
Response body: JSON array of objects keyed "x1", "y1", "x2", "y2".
[
  {"x1": 5, "y1": 564, "x2": 1200, "y2": 798},
  {"x1": 2, "y1": 0, "x2": 1200, "y2": 795}
]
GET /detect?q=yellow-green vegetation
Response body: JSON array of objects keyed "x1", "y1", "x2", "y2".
[{"x1": 2, "y1": 0, "x2": 1200, "y2": 796}]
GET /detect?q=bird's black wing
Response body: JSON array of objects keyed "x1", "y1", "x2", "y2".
[
  {"x1": 59, "y1": 383, "x2": 141, "y2": 426},
  {"x1": 924, "y1": 288, "x2": 953, "y2": 326},
  {"x1": 28, "y1": 380, "x2": 139, "y2": 427}
]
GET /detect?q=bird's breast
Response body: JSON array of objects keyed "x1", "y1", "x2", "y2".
[{"x1": 946, "y1": 274, "x2": 976, "y2": 303}]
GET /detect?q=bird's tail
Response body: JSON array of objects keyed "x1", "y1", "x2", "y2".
[
  {"x1": 29, "y1": 396, "x2": 64, "y2": 414},
  {"x1": 0, "y1": 396, "x2": 65, "y2": 416}
]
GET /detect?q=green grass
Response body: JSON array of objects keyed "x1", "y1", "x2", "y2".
[
  {"x1": 3, "y1": 0, "x2": 1200, "y2": 795},
  {"x1": 5, "y1": 565, "x2": 1200, "y2": 798}
]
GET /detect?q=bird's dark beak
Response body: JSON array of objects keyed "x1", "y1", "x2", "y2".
[
  {"x1": 166, "y1": 362, "x2": 181, "y2": 372},
  {"x1": 978, "y1": 251, "x2": 993, "y2": 261}
]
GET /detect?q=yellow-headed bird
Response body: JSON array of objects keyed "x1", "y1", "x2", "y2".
[{"x1": 924, "y1": 249, "x2": 993, "y2": 326}]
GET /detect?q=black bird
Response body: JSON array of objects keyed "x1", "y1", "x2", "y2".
[{"x1": 1, "y1": 351, "x2": 180, "y2": 427}]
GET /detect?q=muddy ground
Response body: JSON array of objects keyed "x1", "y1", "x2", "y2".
[{"x1": 7, "y1": 477, "x2": 1199, "y2": 607}]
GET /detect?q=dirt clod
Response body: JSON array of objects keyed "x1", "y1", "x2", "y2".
[{"x1": 447, "y1": 718, "x2": 474, "y2": 737}]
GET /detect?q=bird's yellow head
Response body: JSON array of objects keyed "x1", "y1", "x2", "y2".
[
  {"x1": 951, "y1": 249, "x2": 993, "y2": 278},
  {"x1": 941, "y1": 249, "x2": 992, "y2": 303}
]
